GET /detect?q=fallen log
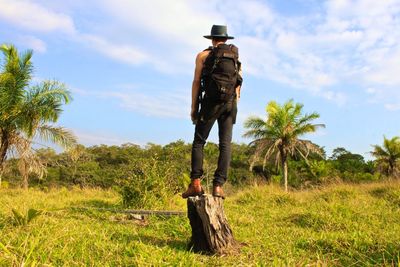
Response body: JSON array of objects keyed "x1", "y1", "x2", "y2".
[
  {"x1": 187, "y1": 194, "x2": 239, "y2": 255},
  {"x1": 72, "y1": 207, "x2": 185, "y2": 216}
]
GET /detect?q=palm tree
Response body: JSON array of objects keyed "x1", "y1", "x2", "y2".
[
  {"x1": 371, "y1": 136, "x2": 400, "y2": 177},
  {"x1": 243, "y1": 99, "x2": 325, "y2": 192},
  {"x1": 0, "y1": 44, "x2": 77, "y2": 188}
]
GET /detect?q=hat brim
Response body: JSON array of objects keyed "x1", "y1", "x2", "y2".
[{"x1": 204, "y1": 35, "x2": 234, "y2": 40}]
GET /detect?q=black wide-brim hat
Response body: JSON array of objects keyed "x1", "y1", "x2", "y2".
[{"x1": 204, "y1": 25, "x2": 234, "y2": 39}]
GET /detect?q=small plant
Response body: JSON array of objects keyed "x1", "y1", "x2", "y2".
[
  {"x1": 11, "y1": 208, "x2": 42, "y2": 226},
  {"x1": 119, "y1": 158, "x2": 186, "y2": 209},
  {"x1": 0, "y1": 181, "x2": 9, "y2": 188}
]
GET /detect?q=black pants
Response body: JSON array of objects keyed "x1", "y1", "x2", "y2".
[{"x1": 190, "y1": 99, "x2": 236, "y2": 186}]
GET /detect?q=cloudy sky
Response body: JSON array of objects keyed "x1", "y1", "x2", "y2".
[{"x1": 1, "y1": 0, "x2": 399, "y2": 158}]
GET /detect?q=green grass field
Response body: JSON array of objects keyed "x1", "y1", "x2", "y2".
[{"x1": 1, "y1": 181, "x2": 399, "y2": 266}]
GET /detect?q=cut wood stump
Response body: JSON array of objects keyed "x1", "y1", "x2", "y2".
[{"x1": 187, "y1": 194, "x2": 240, "y2": 255}]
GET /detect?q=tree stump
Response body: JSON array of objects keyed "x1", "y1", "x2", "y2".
[{"x1": 187, "y1": 194, "x2": 239, "y2": 255}]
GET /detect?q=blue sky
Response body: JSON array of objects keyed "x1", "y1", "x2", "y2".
[{"x1": 1, "y1": 0, "x2": 399, "y2": 159}]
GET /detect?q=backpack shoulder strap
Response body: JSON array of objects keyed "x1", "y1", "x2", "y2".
[
  {"x1": 226, "y1": 44, "x2": 240, "y2": 74},
  {"x1": 229, "y1": 45, "x2": 242, "y2": 86},
  {"x1": 230, "y1": 44, "x2": 238, "y2": 53},
  {"x1": 228, "y1": 44, "x2": 239, "y2": 59}
]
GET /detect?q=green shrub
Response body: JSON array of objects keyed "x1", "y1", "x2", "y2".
[
  {"x1": 118, "y1": 159, "x2": 186, "y2": 209},
  {"x1": 0, "y1": 181, "x2": 9, "y2": 189},
  {"x1": 271, "y1": 175, "x2": 281, "y2": 184},
  {"x1": 11, "y1": 208, "x2": 42, "y2": 226},
  {"x1": 342, "y1": 171, "x2": 381, "y2": 182},
  {"x1": 229, "y1": 167, "x2": 254, "y2": 185}
]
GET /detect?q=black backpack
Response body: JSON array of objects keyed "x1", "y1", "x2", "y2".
[{"x1": 201, "y1": 44, "x2": 241, "y2": 102}]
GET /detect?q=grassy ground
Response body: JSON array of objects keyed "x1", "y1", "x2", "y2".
[{"x1": 0, "y1": 181, "x2": 399, "y2": 266}]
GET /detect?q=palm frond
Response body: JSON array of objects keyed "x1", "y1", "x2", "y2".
[
  {"x1": 17, "y1": 148, "x2": 46, "y2": 180},
  {"x1": 0, "y1": 44, "x2": 33, "y2": 123},
  {"x1": 296, "y1": 112, "x2": 320, "y2": 126},
  {"x1": 27, "y1": 80, "x2": 71, "y2": 104},
  {"x1": 296, "y1": 139, "x2": 323, "y2": 158},
  {"x1": 5, "y1": 133, "x2": 49, "y2": 182},
  {"x1": 243, "y1": 116, "x2": 266, "y2": 130},
  {"x1": 243, "y1": 129, "x2": 268, "y2": 139},
  {"x1": 36, "y1": 125, "x2": 77, "y2": 149},
  {"x1": 292, "y1": 123, "x2": 325, "y2": 137},
  {"x1": 371, "y1": 144, "x2": 389, "y2": 158},
  {"x1": 17, "y1": 81, "x2": 72, "y2": 137}
]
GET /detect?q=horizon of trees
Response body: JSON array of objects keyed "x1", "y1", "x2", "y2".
[
  {"x1": 1, "y1": 137, "x2": 398, "y2": 187},
  {"x1": 1, "y1": 44, "x2": 399, "y2": 208}
]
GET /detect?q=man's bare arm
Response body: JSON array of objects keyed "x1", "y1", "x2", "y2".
[
  {"x1": 191, "y1": 51, "x2": 207, "y2": 121},
  {"x1": 236, "y1": 64, "x2": 243, "y2": 101},
  {"x1": 235, "y1": 85, "x2": 241, "y2": 100}
]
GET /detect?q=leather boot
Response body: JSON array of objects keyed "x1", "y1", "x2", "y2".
[
  {"x1": 182, "y1": 178, "x2": 204, "y2": 198},
  {"x1": 212, "y1": 184, "x2": 225, "y2": 199}
]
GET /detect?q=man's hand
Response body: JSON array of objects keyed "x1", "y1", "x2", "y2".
[{"x1": 191, "y1": 106, "x2": 198, "y2": 124}]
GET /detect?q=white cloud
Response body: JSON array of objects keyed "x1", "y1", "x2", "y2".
[
  {"x1": 16, "y1": 35, "x2": 47, "y2": 53},
  {"x1": 99, "y1": 0, "x2": 221, "y2": 49},
  {"x1": 364, "y1": 86, "x2": 400, "y2": 110},
  {"x1": 93, "y1": 0, "x2": 225, "y2": 73},
  {"x1": 73, "y1": 87, "x2": 190, "y2": 119},
  {"x1": 2, "y1": 0, "x2": 400, "y2": 110},
  {"x1": 231, "y1": 0, "x2": 400, "y2": 109},
  {"x1": 0, "y1": 0, "x2": 160, "y2": 70},
  {"x1": 366, "y1": 49, "x2": 400, "y2": 86},
  {"x1": 384, "y1": 103, "x2": 400, "y2": 111},
  {"x1": 0, "y1": 0, "x2": 76, "y2": 34},
  {"x1": 80, "y1": 34, "x2": 148, "y2": 65},
  {"x1": 78, "y1": 33, "x2": 172, "y2": 73},
  {"x1": 72, "y1": 129, "x2": 138, "y2": 146},
  {"x1": 103, "y1": 90, "x2": 190, "y2": 119}
]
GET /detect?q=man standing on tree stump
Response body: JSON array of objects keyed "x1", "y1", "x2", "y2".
[{"x1": 182, "y1": 25, "x2": 243, "y2": 199}]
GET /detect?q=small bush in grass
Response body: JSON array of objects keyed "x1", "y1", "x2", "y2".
[
  {"x1": 272, "y1": 194, "x2": 296, "y2": 206},
  {"x1": 271, "y1": 175, "x2": 281, "y2": 184},
  {"x1": 11, "y1": 208, "x2": 42, "y2": 226},
  {"x1": 118, "y1": 159, "x2": 186, "y2": 209}
]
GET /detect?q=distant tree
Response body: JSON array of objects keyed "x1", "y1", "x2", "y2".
[
  {"x1": 67, "y1": 144, "x2": 88, "y2": 185},
  {"x1": 330, "y1": 147, "x2": 350, "y2": 160},
  {"x1": 0, "y1": 44, "x2": 76, "y2": 188},
  {"x1": 330, "y1": 147, "x2": 366, "y2": 174},
  {"x1": 244, "y1": 99, "x2": 325, "y2": 191},
  {"x1": 371, "y1": 136, "x2": 400, "y2": 177}
]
